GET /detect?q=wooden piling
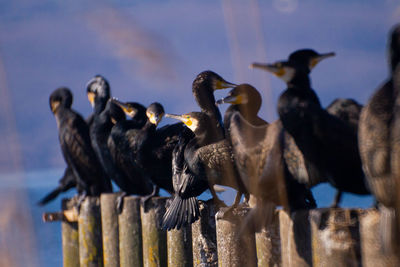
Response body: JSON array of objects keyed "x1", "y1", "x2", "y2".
[
  {"x1": 118, "y1": 196, "x2": 143, "y2": 267},
  {"x1": 360, "y1": 209, "x2": 400, "y2": 266},
  {"x1": 61, "y1": 198, "x2": 80, "y2": 267},
  {"x1": 279, "y1": 210, "x2": 312, "y2": 267},
  {"x1": 215, "y1": 206, "x2": 257, "y2": 267},
  {"x1": 100, "y1": 193, "x2": 120, "y2": 267},
  {"x1": 255, "y1": 210, "x2": 281, "y2": 267},
  {"x1": 191, "y1": 200, "x2": 218, "y2": 267},
  {"x1": 78, "y1": 196, "x2": 103, "y2": 267},
  {"x1": 140, "y1": 197, "x2": 168, "y2": 267},
  {"x1": 310, "y1": 208, "x2": 363, "y2": 267},
  {"x1": 167, "y1": 226, "x2": 193, "y2": 267}
]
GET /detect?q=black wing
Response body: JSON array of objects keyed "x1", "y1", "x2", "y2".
[{"x1": 59, "y1": 110, "x2": 111, "y2": 195}]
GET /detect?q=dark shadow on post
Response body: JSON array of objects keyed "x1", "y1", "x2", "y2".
[
  {"x1": 279, "y1": 210, "x2": 312, "y2": 267},
  {"x1": 62, "y1": 198, "x2": 80, "y2": 267},
  {"x1": 191, "y1": 200, "x2": 218, "y2": 267}
]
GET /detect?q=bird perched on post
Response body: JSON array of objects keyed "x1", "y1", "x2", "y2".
[
  {"x1": 106, "y1": 99, "x2": 154, "y2": 210},
  {"x1": 192, "y1": 70, "x2": 237, "y2": 140},
  {"x1": 48, "y1": 87, "x2": 112, "y2": 203},
  {"x1": 160, "y1": 71, "x2": 246, "y2": 230},
  {"x1": 38, "y1": 76, "x2": 112, "y2": 206},
  {"x1": 162, "y1": 111, "x2": 244, "y2": 230},
  {"x1": 111, "y1": 100, "x2": 194, "y2": 208},
  {"x1": 252, "y1": 49, "x2": 369, "y2": 207},
  {"x1": 359, "y1": 24, "x2": 400, "y2": 253},
  {"x1": 87, "y1": 76, "x2": 137, "y2": 206},
  {"x1": 217, "y1": 84, "x2": 316, "y2": 233}
]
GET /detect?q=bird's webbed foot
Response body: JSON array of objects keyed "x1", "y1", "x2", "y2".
[
  {"x1": 140, "y1": 185, "x2": 159, "y2": 211},
  {"x1": 216, "y1": 191, "x2": 242, "y2": 219},
  {"x1": 75, "y1": 192, "x2": 87, "y2": 213},
  {"x1": 330, "y1": 190, "x2": 342, "y2": 208},
  {"x1": 116, "y1": 192, "x2": 128, "y2": 214},
  {"x1": 212, "y1": 196, "x2": 227, "y2": 211}
]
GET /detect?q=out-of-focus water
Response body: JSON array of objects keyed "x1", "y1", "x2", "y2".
[{"x1": 3, "y1": 168, "x2": 374, "y2": 267}]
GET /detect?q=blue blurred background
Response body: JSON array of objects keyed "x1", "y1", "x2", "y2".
[{"x1": 0, "y1": 0, "x2": 398, "y2": 266}]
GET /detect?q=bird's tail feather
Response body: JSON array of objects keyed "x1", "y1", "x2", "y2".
[
  {"x1": 162, "y1": 195, "x2": 200, "y2": 230},
  {"x1": 37, "y1": 185, "x2": 65, "y2": 206}
]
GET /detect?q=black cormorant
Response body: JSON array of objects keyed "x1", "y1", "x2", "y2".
[
  {"x1": 107, "y1": 99, "x2": 155, "y2": 207},
  {"x1": 90, "y1": 100, "x2": 138, "y2": 204},
  {"x1": 253, "y1": 49, "x2": 369, "y2": 207},
  {"x1": 192, "y1": 71, "x2": 236, "y2": 140},
  {"x1": 111, "y1": 100, "x2": 191, "y2": 203},
  {"x1": 38, "y1": 76, "x2": 111, "y2": 205},
  {"x1": 359, "y1": 24, "x2": 400, "y2": 252},
  {"x1": 162, "y1": 112, "x2": 245, "y2": 230},
  {"x1": 326, "y1": 98, "x2": 363, "y2": 132},
  {"x1": 49, "y1": 87, "x2": 112, "y2": 198}
]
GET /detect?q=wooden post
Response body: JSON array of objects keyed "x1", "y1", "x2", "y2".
[
  {"x1": 61, "y1": 198, "x2": 80, "y2": 267},
  {"x1": 140, "y1": 197, "x2": 168, "y2": 267},
  {"x1": 78, "y1": 196, "x2": 103, "y2": 267},
  {"x1": 215, "y1": 206, "x2": 257, "y2": 267},
  {"x1": 118, "y1": 196, "x2": 143, "y2": 267},
  {"x1": 255, "y1": 210, "x2": 281, "y2": 267},
  {"x1": 310, "y1": 208, "x2": 363, "y2": 267},
  {"x1": 191, "y1": 200, "x2": 218, "y2": 267},
  {"x1": 279, "y1": 210, "x2": 312, "y2": 267},
  {"x1": 167, "y1": 226, "x2": 193, "y2": 267},
  {"x1": 360, "y1": 209, "x2": 400, "y2": 266},
  {"x1": 100, "y1": 193, "x2": 120, "y2": 267}
]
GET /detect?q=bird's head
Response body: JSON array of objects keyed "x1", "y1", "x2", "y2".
[
  {"x1": 193, "y1": 70, "x2": 237, "y2": 92},
  {"x1": 146, "y1": 102, "x2": 165, "y2": 126},
  {"x1": 86, "y1": 75, "x2": 110, "y2": 108},
  {"x1": 49, "y1": 87, "x2": 73, "y2": 114}
]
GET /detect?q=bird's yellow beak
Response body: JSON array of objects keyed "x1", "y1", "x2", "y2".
[
  {"x1": 165, "y1": 113, "x2": 192, "y2": 127},
  {"x1": 310, "y1": 52, "x2": 335, "y2": 69},
  {"x1": 87, "y1": 91, "x2": 95, "y2": 107},
  {"x1": 51, "y1": 101, "x2": 60, "y2": 113}
]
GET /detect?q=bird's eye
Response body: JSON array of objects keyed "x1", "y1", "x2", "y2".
[{"x1": 186, "y1": 115, "x2": 190, "y2": 119}]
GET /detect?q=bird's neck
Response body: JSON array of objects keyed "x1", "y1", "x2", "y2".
[
  {"x1": 192, "y1": 85, "x2": 223, "y2": 134},
  {"x1": 238, "y1": 103, "x2": 261, "y2": 124},
  {"x1": 288, "y1": 72, "x2": 311, "y2": 89},
  {"x1": 142, "y1": 120, "x2": 156, "y2": 132},
  {"x1": 54, "y1": 107, "x2": 69, "y2": 128},
  {"x1": 94, "y1": 97, "x2": 108, "y2": 114}
]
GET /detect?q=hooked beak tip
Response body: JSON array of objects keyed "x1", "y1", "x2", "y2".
[{"x1": 321, "y1": 52, "x2": 336, "y2": 59}]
